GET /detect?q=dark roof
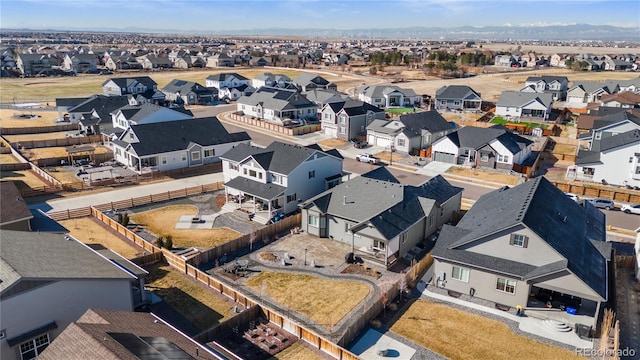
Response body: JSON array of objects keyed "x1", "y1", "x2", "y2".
[
  {"x1": 399, "y1": 110, "x2": 452, "y2": 133},
  {"x1": 161, "y1": 79, "x2": 211, "y2": 95},
  {"x1": 102, "y1": 76, "x2": 157, "y2": 88},
  {"x1": 592, "y1": 109, "x2": 640, "y2": 129},
  {"x1": 361, "y1": 166, "x2": 401, "y2": 183},
  {"x1": 127, "y1": 117, "x2": 250, "y2": 156},
  {"x1": 434, "y1": 177, "x2": 608, "y2": 300},
  {"x1": 206, "y1": 73, "x2": 248, "y2": 81},
  {"x1": 435, "y1": 85, "x2": 481, "y2": 100},
  {"x1": 600, "y1": 129, "x2": 640, "y2": 151},
  {"x1": 56, "y1": 97, "x2": 89, "y2": 107},
  {"x1": 0, "y1": 182, "x2": 33, "y2": 225},
  {"x1": 525, "y1": 75, "x2": 568, "y2": 84},
  {"x1": 68, "y1": 95, "x2": 130, "y2": 122},
  {"x1": 575, "y1": 149, "x2": 602, "y2": 165},
  {"x1": 445, "y1": 125, "x2": 531, "y2": 152},
  {"x1": 29, "y1": 209, "x2": 68, "y2": 233},
  {"x1": 224, "y1": 176, "x2": 286, "y2": 200},
  {"x1": 340, "y1": 100, "x2": 385, "y2": 116}
]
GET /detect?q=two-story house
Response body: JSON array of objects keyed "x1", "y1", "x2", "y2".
[
  {"x1": 358, "y1": 85, "x2": 421, "y2": 109},
  {"x1": 300, "y1": 167, "x2": 462, "y2": 268},
  {"x1": 432, "y1": 177, "x2": 610, "y2": 329},
  {"x1": 237, "y1": 87, "x2": 317, "y2": 123},
  {"x1": 434, "y1": 85, "x2": 482, "y2": 111},
  {"x1": 251, "y1": 73, "x2": 293, "y2": 89},
  {"x1": 207, "y1": 52, "x2": 235, "y2": 67},
  {"x1": 15, "y1": 54, "x2": 61, "y2": 76},
  {"x1": 112, "y1": 117, "x2": 250, "y2": 174},
  {"x1": 205, "y1": 73, "x2": 253, "y2": 101},
  {"x1": 68, "y1": 95, "x2": 130, "y2": 138},
  {"x1": 110, "y1": 103, "x2": 193, "y2": 132},
  {"x1": 366, "y1": 110, "x2": 455, "y2": 154},
  {"x1": 431, "y1": 125, "x2": 533, "y2": 170},
  {"x1": 495, "y1": 91, "x2": 553, "y2": 120},
  {"x1": 102, "y1": 76, "x2": 159, "y2": 97},
  {"x1": 220, "y1": 141, "x2": 344, "y2": 224},
  {"x1": 599, "y1": 92, "x2": 640, "y2": 109},
  {"x1": 161, "y1": 79, "x2": 217, "y2": 105},
  {"x1": 522, "y1": 75, "x2": 569, "y2": 101},
  {"x1": 320, "y1": 100, "x2": 385, "y2": 141},
  {"x1": 69, "y1": 54, "x2": 99, "y2": 74},
  {"x1": 567, "y1": 81, "x2": 618, "y2": 106},
  {"x1": 293, "y1": 73, "x2": 337, "y2": 92}
]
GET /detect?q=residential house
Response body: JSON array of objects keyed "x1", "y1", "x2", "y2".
[
  {"x1": 549, "y1": 53, "x2": 571, "y2": 68},
  {"x1": 434, "y1": 85, "x2": 483, "y2": 111},
  {"x1": 575, "y1": 110, "x2": 640, "y2": 152},
  {"x1": 55, "y1": 97, "x2": 88, "y2": 121},
  {"x1": 304, "y1": 88, "x2": 350, "y2": 112},
  {"x1": 567, "y1": 81, "x2": 618, "y2": 105},
  {"x1": 0, "y1": 230, "x2": 143, "y2": 360},
  {"x1": 495, "y1": 91, "x2": 554, "y2": 120},
  {"x1": 366, "y1": 110, "x2": 454, "y2": 153},
  {"x1": 38, "y1": 309, "x2": 223, "y2": 360},
  {"x1": 70, "y1": 54, "x2": 98, "y2": 74},
  {"x1": 161, "y1": 79, "x2": 217, "y2": 105},
  {"x1": 300, "y1": 167, "x2": 463, "y2": 268},
  {"x1": 136, "y1": 54, "x2": 172, "y2": 70},
  {"x1": 432, "y1": 177, "x2": 610, "y2": 329},
  {"x1": 358, "y1": 85, "x2": 421, "y2": 109},
  {"x1": 604, "y1": 58, "x2": 632, "y2": 71},
  {"x1": 205, "y1": 73, "x2": 253, "y2": 101},
  {"x1": 523, "y1": 76, "x2": 569, "y2": 101},
  {"x1": 220, "y1": 141, "x2": 344, "y2": 224},
  {"x1": 494, "y1": 54, "x2": 522, "y2": 67},
  {"x1": 249, "y1": 56, "x2": 272, "y2": 67},
  {"x1": 251, "y1": 73, "x2": 293, "y2": 89},
  {"x1": 112, "y1": 117, "x2": 250, "y2": 174},
  {"x1": 320, "y1": 100, "x2": 385, "y2": 141},
  {"x1": 0, "y1": 182, "x2": 33, "y2": 231},
  {"x1": 280, "y1": 54, "x2": 302, "y2": 68},
  {"x1": 600, "y1": 92, "x2": 640, "y2": 109},
  {"x1": 237, "y1": 87, "x2": 317, "y2": 123},
  {"x1": 617, "y1": 77, "x2": 640, "y2": 94},
  {"x1": 431, "y1": 125, "x2": 533, "y2": 170},
  {"x1": 105, "y1": 55, "x2": 143, "y2": 71},
  {"x1": 102, "y1": 76, "x2": 158, "y2": 96},
  {"x1": 207, "y1": 53, "x2": 235, "y2": 67},
  {"x1": 110, "y1": 103, "x2": 193, "y2": 132},
  {"x1": 15, "y1": 54, "x2": 61, "y2": 76},
  {"x1": 293, "y1": 73, "x2": 337, "y2": 92},
  {"x1": 67, "y1": 95, "x2": 130, "y2": 134}
]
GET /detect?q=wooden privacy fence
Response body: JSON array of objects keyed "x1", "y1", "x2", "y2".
[
  {"x1": 229, "y1": 112, "x2": 321, "y2": 136},
  {"x1": 553, "y1": 182, "x2": 640, "y2": 204},
  {"x1": 0, "y1": 124, "x2": 77, "y2": 135},
  {"x1": 406, "y1": 251, "x2": 433, "y2": 286},
  {"x1": 12, "y1": 135, "x2": 102, "y2": 149},
  {"x1": 91, "y1": 207, "x2": 161, "y2": 255},
  {"x1": 34, "y1": 152, "x2": 114, "y2": 167}
]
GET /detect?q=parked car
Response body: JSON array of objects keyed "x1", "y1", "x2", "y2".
[
  {"x1": 355, "y1": 153, "x2": 380, "y2": 164},
  {"x1": 621, "y1": 204, "x2": 640, "y2": 215},
  {"x1": 587, "y1": 198, "x2": 615, "y2": 210},
  {"x1": 565, "y1": 193, "x2": 579, "y2": 202},
  {"x1": 351, "y1": 139, "x2": 368, "y2": 149}
]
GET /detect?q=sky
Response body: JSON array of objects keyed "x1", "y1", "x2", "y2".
[{"x1": 0, "y1": 0, "x2": 639, "y2": 32}]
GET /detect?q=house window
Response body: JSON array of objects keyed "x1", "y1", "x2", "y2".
[
  {"x1": 397, "y1": 138, "x2": 405, "y2": 147},
  {"x1": 635, "y1": 166, "x2": 640, "y2": 175},
  {"x1": 286, "y1": 193, "x2": 297, "y2": 203},
  {"x1": 181, "y1": 153, "x2": 187, "y2": 161},
  {"x1": 481, "y1": 153, "x2": 489, "y2": 162},
  {"x1": 373, "y1": 240, "x2": 385, "y2": 251},
  {"x1": 258, "y1": 172, "x2": 263, "y2": 180},
  {"x1": 339, "y1": 127, "x2": 346, "y2": 134},
  {"x1": 191, "y1": 152, "x2": 200, "y2": 161},
  {"x1": 339, "y1": 115, "x2": 347, "y2": 124},
  {"x1": 451, "y1": 266, "x2": 470, "y2": 282},
  {"x1": 249, "y1": 170, "x2": 257, "y2": 178},
  {"x1": 583, "y1": 167, "x2": 595, "y2": 176},
  {"x1": 510, "y1": 234, "x2": 527, "y2": 248},
  {"x1": 243, "y1": 168, "x2": 248, "y2": 175},
  {"x1": 129, "y1": 133, "x2": 134, "y2": 140},
  {"x1": 630, "y1": 157, "x2": 634, "y2": 163},
  {"x1": 453, "y1": 100, "x2": 461, "y2": 106},
  {"x1": 19, "y1": 334, "x2": 50, "y2": 360},
  {"x1": 272, "y1": 174, "x2": 282, "y2": 184},
  {"x1": 324, "y1": 113, "x2": 331, "y2": 119},
  {"x1": 204, "y1": 149, "x2": 215, "y2": 158},
  {"x1": 308, "y1": 170, "x2": 315, "y2": 179},
  {"x1": 496, "y1": 277, "x2": 516, "y2": 294},
  {"x1": 308, "y1": 214, "x2": 319, "y2": 227},
  {"x1": 229, "y1": 163, "x2": 239, "y2": 171},
  {"x1": 497, "y1": 154, "x2": 510, "y2": 163},
  {"x1": 161, "y1": 156, "x2": 167, "y2": 165}
]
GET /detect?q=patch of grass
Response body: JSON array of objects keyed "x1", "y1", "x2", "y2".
[
  {"x1": 0, "y1": 153, "x2": 21, "y2": 164},
  {"x1": 129, "y1": 205, "x2": 241, "y2": 248},
  {"x1": 58, "y1": 217, "x2": 141, "y2": 259},
  {"x1": 390, "y1": 300, "x2": 583, "y2": 360},
  {"x1": 5, "y1": 131, "x2": 72, "y2": 143},
  {"x1": 268, "y1": 342, "x2": 326, "y2": 360},
  {"x1": 44, "y1": 167, "x2": 84, "y2": 184},
  {"x1": 491, "y1": 116, "x2": 507, "y2": 124},
  {"x1": 490, "y1": 116, "x2": 548, "y2": 129},
  {"x1": 145, "y1": 263, "x2": 233, "y2": 330},
  {"x1": 0, "y1": 108, "x2": 59, "y2": 127},
  {"x1": 245, "y1": 272, "x2": 369, "y2": 328},
  {"x1": 0, "y1": 170, "x2": 50, "y2": 189},
  {"x1": 386, "y1": 107, "x2": 420, "y2": 114}
]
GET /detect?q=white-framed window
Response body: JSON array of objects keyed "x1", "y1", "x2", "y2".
[
  {"x1": 308, "y1": 214, "x2": 319, "y2": 227},
  {"x1": 161, "y1": 156, "x2": 167, "y2": 165},
  {"x1": 373, "y1": 240, "x2": 385, "y2": 251},
  {"x1": 496, "y1": 277, "x2": 516, "y2": 294},
  {"x1": 249, "y1": 169, "x2": 257, "y2": 178},
  {"x1": 191, "y1": 152, "x2": 200, "y2": 161},
  {"x1": 397, "y1": 138, "x2": 405, "y2": 147},
  {"x1": 272, "y1": 174, "x2": 282, "y2": 184},
  {"x1": 308, "y1": 170, "x2": 315, "y2": 179},
  {"x1": 339, "y1": 127, "x2": 346, "y2": 134},
  {"x1": 204, "y1": 149, "x2": 215, "y2": 158},
  {"x1": 339, "y1": 115, "x2": 347, "y2": 124},
  {"x1": 481, "y1": 153, "x2": 489, "y2": 162},
  {"x1": 286, "y1": 193, "x2": 297, "y2": 203},
  {"x1": 229, "y1": 163, "x2": 239, "y2": 171},
  {"x1": 595, "y1": 132, "x2": 601, "y2": 140},
  {"x1": 181, "y1": 153, "x2": 187, "y2": 161},
  {"x1": 243, "y1": 168, "x2": 248, "y2": 175},
  {"x1": 583, "y1": 167, "x2": 595, "y2": 176},
  {"x1": 324, "y1": 113, "x2": 331, "y2": 119},
  {"x1": 511, "y1": 234, "x2": 526, "y2": 247},
  {"x1": 497, "y1": 154, "x2": 510, "y2": 163},
  {"x1": 451, "y1": 266, "x2": 470, "y2": 282},
  {"x1": 129, "y1": 133, "x2": 134, "y2": 140},
  {"x1": 19, "y1": 334, "x2": 50, "y2": 360}
]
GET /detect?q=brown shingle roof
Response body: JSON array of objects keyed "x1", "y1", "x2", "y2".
[
  {"x1": 601, "y1": 91, "x2": 640, "y2": 105},
  {"x1": 0, "y1": 182, "x2": 33, "y2": 226}
]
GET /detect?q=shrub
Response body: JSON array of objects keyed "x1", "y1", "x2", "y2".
[
  {"x1": 121, "y1": 212, "x2": 129, "y2": 227},
  {"x1": 165, "y1": 235, "x2": 173, "y2": 250},
  {"x1": 117, "y1": 212, "x2": 123, "y2": 224},
  {"x1": 155, "y1": 236, "x2": 165, "y2": 249}
]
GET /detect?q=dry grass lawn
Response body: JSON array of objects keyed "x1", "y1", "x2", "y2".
[
  {"x1": 317, "y1": 138, "x2": 346, "y2": 149},
  {"x1": 552, "y1": 144, "x2": 578, "y2": 156},
  {"x1": 391, "y1": 300, "x2": 583, "y2": 360},
  {"x1": 145, "y1": 263, "x2": 233, "y2": 330},
  {"x1": 58, "y1": 217, "x2": 141, "y2": 259},
  {"x1": 446, "y1": 167, "x2": 520, "y2": 186},
  {"x1": 22, "y1": 145, "x2": 110, "y2": 161},
  {"x1": 44, "y1": 167, "x2": 83, "y2": 184},
  {"x1": 0, "y1": 153, "x2": 21, "y2": 164},
  {"x1": 129, "y1": 205, "x2": 241, "y2": 248},
  {"x1": 5, "y1": 131, "x2": 72, "y2": 143},
  {"x1": 268, "y1": 342, "x2": 327, "y2": 360},
  {"x1": 0, "y1": 108, "x2": 59, "y2": 127},
  {"x1": 245, "y1": 272, "x2": 370, "y2": 328},
  {"x1": 0, "y1": 170, "x2": 50, "y2": 189}
]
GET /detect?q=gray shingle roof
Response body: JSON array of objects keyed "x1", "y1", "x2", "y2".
[
  {"x1": 224, "y1": 176, "x2": 286, "y2": 200},
  {"x1": 294, "y1": 73, "x2": 330, "y2": 87},
  {"x1": 68, "y1": 95, "x2": 130, "y2": 121},
  {"x1": 238, "y1": 87, "x2": 314, "y2": 111},
  {"x1": 56, "y1": 97, "x2": 89, "y2": 108},
  {"x1": 444, "y1": 125, "x2": 531, "y2": 152},
  {"x1": 114, "y1": 103, "x2": 193, "y2": 124},
  {"x1": 340, "y1": 101, "x2": 385, "y2": 116},
  {"x1": 592, "y1": 110, "x2": 640, "y2": 129},
  {"x1": 399, "y1": 110, "x2": 452, "y2": 133},
  {"x1": 206, "y1": 73, "x2": 248, "y2": 82},
  {"x1": 525, "y1": 76, "x2": 568, "y2": 84},
  {"x1": 161, "y1": 79, "x2": 212, "y2": 96},
  {"x1": 102, "y1": 76, "x2": 157, "y2": 89},
  {"x1": 600, "y1": 129, "x2": 640, "y2": 151},
  {"x1": 361, "y1": 85, "x2": 418, "y2": 98},
  {"x1": 435, "y1": 85, "x2": 481, "y2": 100},
  {"x1": 433, "y1": 177, "x2": 608, "y2": 300},
  {"x1": 496, "y1": 91, "x2": 553, "y2": 108}
]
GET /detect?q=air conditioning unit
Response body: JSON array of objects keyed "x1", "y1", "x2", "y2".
[{"x1": 438, "y1": 272, "x2": 446, "y2": 282}]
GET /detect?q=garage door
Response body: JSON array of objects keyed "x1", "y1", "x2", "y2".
[
  {"x1": 433, "y1": 151, "x2": 456, "y2": 163},
  {"x1": 375, "y1": 137, "x2": 391, "y2": 148},
  {"x1": 324, "y1": 127, "x2": 338, "y2": 138}
]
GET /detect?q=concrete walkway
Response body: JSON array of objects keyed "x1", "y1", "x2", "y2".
[{"x1": 30, "y1": 173, "x2": 225, "y2": 214}]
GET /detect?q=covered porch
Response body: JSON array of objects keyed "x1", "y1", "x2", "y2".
[
  {"x1": 223, "y1": 177, "x2": 286, "y2": 224},
  {"x1": 525, "y1": 285, "x2": 601, "y2": 328}
]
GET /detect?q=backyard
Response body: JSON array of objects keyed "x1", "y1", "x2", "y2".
[
  {"x1": 245, "y1": 271, "x2": 370, "y2": 329},
  {"x1": 21, "y1": 145, "x2": 111, "y2": 162},
  {"x1": 145, "y1": 263, "x2": 234, "y2": 330},
  {"x1": 0, "y1": 108, "x2": 59, "y2": 127},
  {"x1": 390, "y1": 300, "x2": 582, "y2": 360},
  {"x1": 491, "y1": 116, "x2": 549, "y2": 129},
  {"x1": 268, "y1": 342, "x2": 328, "y2": 360},
  {"x1": 446, "y1": 166, "x2": 521, "y2": 186},
  {"x1": 129, "y1": 205, "x2": 241, "y2": 248},
  {"x1": 0, "y1": 170, "x2": 50, "y2": 189},
  {"x1": 386, "y1": 107, "x2": 421, "y2": 115},
  {"x1": 58, "y1": 217, "x2": 141, "y2": 259}
]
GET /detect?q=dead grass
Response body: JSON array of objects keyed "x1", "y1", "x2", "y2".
[
  {"x1": 5, "y1": 131, "x2": 72, "y2": 143},
  {"x1": 0, "y1": 170, "x2": 50, "y2": 189},
  {"x1": 58, "y1": 217, "x2": 141, "y2": 259},
  {"x1": 245, "y1": 272, "x2": 370, "y2": 328},
  {"x1": 0, "y1": 153, "x2": 21, "y2": 164},
  {"x1": 317, "y1": 138, "x2": 346, "y2": 149},
  {"x1": 441, "y1": 112, "x2": 485, "y2": 122},
  {"x1": 390, "y1": 300, "x2": 583, "y2": 360},
  {"x1": 44, "y1": 167, "x2": 83, "y2": 184},
  {"x1": 552, "y1": 144, "x2": 577, "y2": 156},
  {"x1": 268, "y1": 342, "x2": 327, "y2": 360},
  {"x1": 0, "y1": 108, "x2": 59, "y2": 127},
  {"x1": 22, "y1": 145, "x2": 110, "y2": 161},
  {"x1": 145, "y1": 263, "x2": 233, "y2": 330},
  {"x1": 446, "y1": 167, "x2": 520, "y2": 186},
  {"x1": 129, "y1": 205, "x2": 241, "y2": 248}
]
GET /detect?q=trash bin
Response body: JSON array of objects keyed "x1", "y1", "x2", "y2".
[{"x1": 566, "y1": 307, "x2": 577, "y2": 315}]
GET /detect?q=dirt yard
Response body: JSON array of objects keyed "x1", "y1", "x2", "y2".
[
  {"x1": 446, "y1": 167, "x2": 521, "y2": 186},
  {"x1": 0, "y1": 170, "x2": 50, "y2": 189},
  {"x1": 269, "y1": 342, "x2": 328, "y2": 360},
  {"x1": 390, "y1": 300, "x2": 582, "y2": 360},
  {"x1": 22, "y1": 145, "x2": 110, "y2": 162},
  {"x1": 58, "y1": 217, "x2": 141, "y2": 259},
  {"x1": 44, "y1": 167, "x2": 84, "y2": 184},
  {"x1": 129, "y1": 205, "x2": 241, "y2": 248},
  {"x1": 0, "y1": 108, "x2": 59, "y2": 127},
  {"x1": 0, "y1": 153, "x2": 21, "y2": 164},
  {"x1": 317, "y1": 138, "x2": 347, "y2": 149},
  {"x1": 5, "y1": 131, "x2": 73, "y2": 143},
  {"x1": 245, "y1": 271, "x2": 370, "y2": 328}
]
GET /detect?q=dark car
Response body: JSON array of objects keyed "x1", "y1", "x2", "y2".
[{"x1": 351, "y1": 139, "x2": 368, "y2": 149}]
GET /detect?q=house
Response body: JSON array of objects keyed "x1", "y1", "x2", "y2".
[
  {"x1": 576, "y1": 110, "x2": 640, "y2": 152},
  {"x1": 320, "y1": 100, "x2": 385, "y2": 141},
  {"x1": 237, "y1": 87, "x2": 317, "y2": 123},
  {"x1": 0, "y1": 182, "x2": 33, "y2": 231},
  {"x1": 366, "y1": 110, "x2": 454, "y2": 153},
  {"x1": 15, "y1": 54, "x2": 61, "y2": 76},
  {"x1": 38, "y1": 309, "x2": 223, "y2": 360},
  {"x1": 112, "y1": 117, "x2": 249, "y2": 174},
  {"x1": 305, "y1": 88, "x2": 350, "y2": 112},
  {"x1": 220, "y1": 141, "x2": 344, "y2": 224},
  {"x1": 161, "y1": 79, "x2": 217, "y2": 105},
  {"x1": 300, "y1": 167, "x2": 463, "y2": 268},
  {"x1": 205, "y1": 73, "x2": 250, "y2": 89},
  {"x1": 599, "y1": 92, "x2": 640, "y2": 109},
  {"x1": 432, "y1": 177, "x2": 610, "y2": 329},
  {"x1": 70, "y1": 54, "x2": 98, "y2": 74},
  {"x1": 494, "y1": 54, "x2": 520, "y2": 67},
  {"x1": 431, "y1": 125, "x2": 533, "y2": 170},
  {"x1": 105, "y1": 55, "x2": 144, "y2": 71},
  {"x1": 358, "y1": 85, "x2": 421, "y2": 109},
  {"x1": 110, "y1": 103, "x2": 193, "y2": 132},
  {"x1": 566, "y1": 81, "x2": 617, "y2": 105},
  {"x1": 55, "y1": 97, "x2": 88, "y2": 122},
  {"x1": 549, "y1": 53, "x2": 571, "y2": 68},
  {"x1": 0, "y1": 230, "x2": 144, "y2": 360},
  {"x1": 434, "y1": 85, "x2": 482, "y2": 111},
  {"x1": 251, "y1": 72, "x2": 293, "y2": 89},
  {"x1": 617, "y1": 77, "x2": 640, "y2": 94},
  {"x1": 136, "y1": 54, "x2": 172, "y2": 70},
  {"x1": 280, "y1": 54, "x2": 303, "y2": 68},
  {"x1": 249, "y1": 56, "x2": 272, "y2": 67},
  {"x1": 67, "y1": 94, "x2": 130, "y2": 128},
  {"x1": 207, "y1": 52, "x2": 235, "y2": 67},
  {"x1": 604, "y1": 58, "x2": 632, "y2": 71},
  {"x1": 102, "y1": 76, "x2": 158, "y2": 96},
  {"x1": 293, "y1": 73, "x2": 337, "y2": 92},
  {"x1": 495, "y1": 91, "x2": 553, "y2": 120},
  {"x1": 523, "y1": 76, "x2": 569, "y2": 101}
]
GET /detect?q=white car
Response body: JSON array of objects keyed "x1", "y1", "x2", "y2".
[
  {"x1": 621, "y1": 204, "x2": 640, "y2": 215},
  {"x1": 355, "y1": 153, "x2": 380, "y2": 164},
  {"x1": 565, "y1": 193, "x2": 579, "y2": 202}
]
